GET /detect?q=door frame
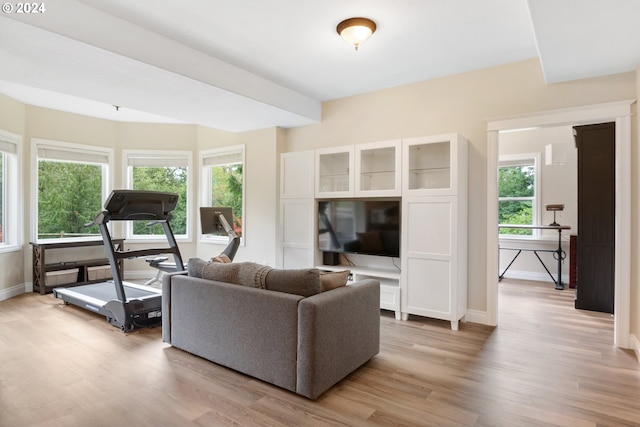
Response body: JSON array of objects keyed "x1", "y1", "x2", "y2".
[{"x1": 486, "y1": 100, "x2": 634, "y2": 348}]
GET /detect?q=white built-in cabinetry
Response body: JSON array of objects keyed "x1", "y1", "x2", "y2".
[
  {"x1": 279, "y1": 133, "x2": 468, "y2": 329},
  {"x1": 401, "y1": 134, "x2": 468, "y2": 330},
  {"x1": 279, "y1": 151, "x2": 315, "y2": 269}
]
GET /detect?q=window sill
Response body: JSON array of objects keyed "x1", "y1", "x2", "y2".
[{"x1": 0, "y1": 244, "x2": 23, "y2": 254}]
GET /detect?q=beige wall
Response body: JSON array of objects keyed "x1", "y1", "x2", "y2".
[{"x1": 284, "y1": 58, "x2": 636, "y2": 316}]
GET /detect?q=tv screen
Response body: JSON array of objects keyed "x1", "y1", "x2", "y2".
[{"x1": 318, "y1": 199, "x2": 400, "y2": 257}]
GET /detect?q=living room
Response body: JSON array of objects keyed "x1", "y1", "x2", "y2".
[{"x1": 1, "y1": 2, "x2": 640, "y2": 425}]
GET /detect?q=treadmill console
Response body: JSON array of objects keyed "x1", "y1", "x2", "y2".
[{"x1": 104, "y1": 189, "x2": 179, "y2": 221}]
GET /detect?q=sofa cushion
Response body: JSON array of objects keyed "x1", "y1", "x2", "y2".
[
  {"x1": 187, "y1": 256, "x2": 231, "y2": 278},
  {"x1": 319, "y1": 270, "x2": 350, "y2": 292},
  {"x1": 202, "y1": 262, "x2": 272, "y2": 289},
  {"x1": 187, "y1": 258, "x2": 322, "y2": 297},
  {"x1": 265, "y1": 268, "x2": 321, "y2": 297}
]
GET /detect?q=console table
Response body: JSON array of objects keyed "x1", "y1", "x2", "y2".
[
  {"x1": 31, "y1": 239, "x2": 124, "y2": 294},
  {"x1": 498, "y1": 224, "x2": 570, "y2": 290}
]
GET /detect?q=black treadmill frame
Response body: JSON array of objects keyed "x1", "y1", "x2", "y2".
[{"x1": 54, "y1": 190, "x2": 185, "y2": 332}]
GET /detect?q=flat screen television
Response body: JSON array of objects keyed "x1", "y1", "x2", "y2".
[{"x1": 318, "y1": 199, "x2": 400, "y2": 258}]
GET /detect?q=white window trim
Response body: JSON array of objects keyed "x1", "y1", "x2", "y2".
[
  {"x1": 0, "y1": 129, "x2": 22, "y2": 253},
  {"x1": 123, "y1": 149, "x2": 193, "y2": 242},
  {"x1": 31, "y1": 138, "x2": 113, "y2": 243},
  {"x1": 498, "y1": 152, "x2": 541, "y2": 240},
  {"x1": 199, "y1": 145, "x2": 245, "y2": 246}
]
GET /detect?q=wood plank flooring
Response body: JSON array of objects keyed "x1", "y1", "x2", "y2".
[{"x1": 1, "y1": 279, "x2": 639, "y2": 426}]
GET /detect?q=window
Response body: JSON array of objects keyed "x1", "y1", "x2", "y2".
[
  {"x1": 33, "y1": 139, "x2": 112, "y2": 240},
  {"x1": 200, "y1": 145, "x2": 244, "y2": 241},
  {"x1": 0, "y1": 130, "x2": 21, "y2": 251},
  {"x1": 124, "y1": 150, "x2": 192, "y2": 240},
  {"x1": 498, "y1": 154, "x2": 539, "y2": 237}
]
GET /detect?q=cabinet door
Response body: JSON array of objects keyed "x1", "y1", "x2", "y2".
[
  {"x1": 355, "y1": 139, "x2": 401, "y2": 197},
  {"x1": 401, "y1": 196, "x2": 466, "y2": 329},
  {"x1": 315, "y1": 146, "x2": 354, "y2": 198},
  {"x1": 281, "y1": 151, "x2": 314, "y2": 199},
  {"x1": 402, "y1": 133, "x2": 467, "y2": 196},
  {"x1": 279, "y1": 199, "x2": 315, "y2": 269},
  {"x1": 279, "y1": 151, "x2": 315, "y2": 269}
]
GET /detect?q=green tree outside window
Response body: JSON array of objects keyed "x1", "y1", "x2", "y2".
[
  {"x1": 131, "y1": 166, "x2": 188, "y2": 235},
  {"x1": 37, "y1": 161, "x2": 103, "y2": 239},
  {"x1": 210, "y1": 164, "x2": 243, "y2": 236},
  {"x1": 498, "y1": 164, "x2": 535, "y2": 236}
]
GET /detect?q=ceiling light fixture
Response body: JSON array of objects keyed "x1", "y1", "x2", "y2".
[{"x1": 336, "y1": 17, "x2": 376, "y2": 50}]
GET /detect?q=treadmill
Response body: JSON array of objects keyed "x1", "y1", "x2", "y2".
[{"x1": 53, "y1": 190, "x2": 184, "y2": 332}]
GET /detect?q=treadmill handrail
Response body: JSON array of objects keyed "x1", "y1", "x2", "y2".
[{"x1": 111, "y1": 247, "x2": 179, "y2": 260}]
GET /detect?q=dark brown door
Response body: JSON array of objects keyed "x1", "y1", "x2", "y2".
[{"x1": 574, "y1": 122, "x2": 615, "y2": 313}]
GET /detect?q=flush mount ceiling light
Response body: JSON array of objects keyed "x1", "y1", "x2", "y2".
[{"x1": 336, "y1": 17, "x2": 376, "y2": 50}]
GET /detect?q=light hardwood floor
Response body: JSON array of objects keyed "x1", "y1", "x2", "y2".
[{"x1": 1, "y1": 279, "x2": 639, "y2": 427}]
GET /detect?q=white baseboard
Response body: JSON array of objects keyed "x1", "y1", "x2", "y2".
[
  {"x1": 631, "y1": 334, "x2": 640, "y2": 363},
  {"x1": 500, "y1": 269, "x2": 569, "y2": 284},
  {"x1": 465, "y1": 309, "x2": 491, "y2": 326},
  {"x1": 0, "y1": 282, "x2": 28, "y2": 302}
]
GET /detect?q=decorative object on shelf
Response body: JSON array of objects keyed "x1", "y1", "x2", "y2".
[
  {"x1": 546, "y1": 203, "x2": 564, "y2": 226},
  {"x1": 336, "y1": 17, "x2": 376, "y2": 50}
]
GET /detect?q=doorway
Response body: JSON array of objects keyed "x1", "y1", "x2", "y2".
[
  {"x1": 486, "y1": 101, "x2": 633, "y2": 348},
  {"x1": 497, "y1": 126, "x2": 576, "y2": 289}
]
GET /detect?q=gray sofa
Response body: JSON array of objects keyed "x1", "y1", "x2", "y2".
[{"x1": 161, "y1": 263, "x2": 380, "y2": 400}]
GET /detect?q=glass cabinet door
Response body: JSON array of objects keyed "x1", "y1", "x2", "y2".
[
  {"x1": 315, "y1": 146, "x2": 354, "y2": 197},
  {"x1": 355, "y1": 139, "x2": 401, "y2": 197},
  {"x1": 407, "y1": 140, "x2": 451, "y2": 190},
  {"x1": 403, "y1": 134, "x2": 465, "y2": 196}
]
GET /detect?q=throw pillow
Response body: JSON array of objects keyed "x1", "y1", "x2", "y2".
[
  {"x1": 319, "y1": 270, "x2": 350, "y2": 292},
  {"x1": 265, "y1": 268, "x2": 322, "y2": 297},
  {"x1": 187, "y1": 258, "x2": 208, "y2": 278},
  {"x1": 201, "y1": 262, "x2": 272, "y2": 288}
]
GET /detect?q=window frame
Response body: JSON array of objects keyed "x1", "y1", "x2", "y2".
[
  {"x1": 31, "y1": 138, "x2": 113, "y2": 243},
  {"x1": 0, "y1": 129, "x2": 22, "y2": 253},
  {"x1": 498, "y1": 153, "x2": 541, "y2": 240},
  {"x1": 199, "y1": 145, "x2": 245, "y2": 245},
  {"x1": 123, "y1": 149, "x2": 193, "y2": 242}
]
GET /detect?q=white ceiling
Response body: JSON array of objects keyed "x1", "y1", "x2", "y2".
[{"x1": 1, "y1": 0, "x2": 639, "y2": 132}]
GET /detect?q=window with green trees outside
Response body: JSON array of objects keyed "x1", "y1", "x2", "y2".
[
  {"x1": 201, "y1": 146, "x2": 244, "y2": 239},
  {"x1": 498, "y1": 159, "x2": 536, "y2": 236},
  {"x1": 35, "y1": 141, "x2": 111, "y2": 240},
  {"x1": 125, "y1": 151, "x2": 191, "y2": 238},
  {"x1": 37, "y1": 161, "x2": 104, "y2": 239}
]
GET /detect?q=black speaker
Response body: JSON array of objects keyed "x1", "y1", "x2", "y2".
[{"x1": 323, "y1": 252, "x2": 340, "y2": 266}]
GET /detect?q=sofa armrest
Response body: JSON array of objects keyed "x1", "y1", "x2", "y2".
[
  {"x1": 296, "y1": 279, "x2": 380, "y2": 399},
  {"x1": 161, "y1": 270, "x2": 188, "y2": 344}
]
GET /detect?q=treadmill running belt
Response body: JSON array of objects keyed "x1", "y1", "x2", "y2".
[{"x1": 77, "y1": 282, "x2": 157, "y2": 301}]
